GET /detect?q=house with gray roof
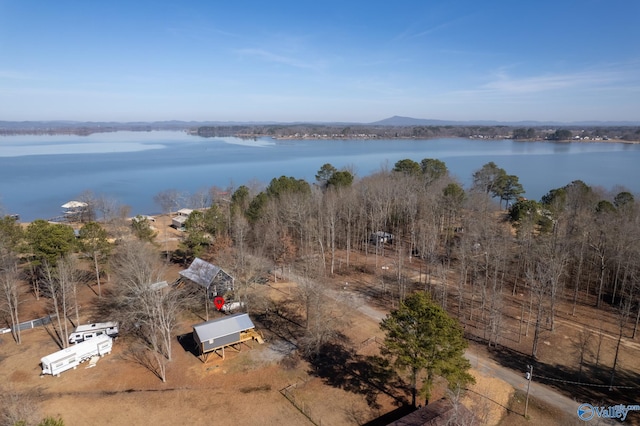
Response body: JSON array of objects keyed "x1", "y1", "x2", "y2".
[
  {"x1": 178, "y1": 257, "x2": 234, "y2": 299},
  {"x1": 192, "y1": 313, "x2": 263, "y2": 361}
]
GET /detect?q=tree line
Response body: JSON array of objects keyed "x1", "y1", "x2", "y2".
[
  {"x1": 198, "y1": 124, "x2": 640, "y2": 141},
  {"x1": 4, "y1": 122, "x2": 640, "y2": 141}
]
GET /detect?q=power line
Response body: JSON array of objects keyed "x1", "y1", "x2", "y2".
[{"x1": 535, "y1": 374, "x2": 639, "y2": 389}]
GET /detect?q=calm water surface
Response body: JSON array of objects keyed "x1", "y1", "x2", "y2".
[{"x1": 1, "y1": 131, "x2": 638, "y2": 221}]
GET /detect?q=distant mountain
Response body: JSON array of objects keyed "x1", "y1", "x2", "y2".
[{"x1": 370, "y1": 116, "x2": 455, "y2": 126}]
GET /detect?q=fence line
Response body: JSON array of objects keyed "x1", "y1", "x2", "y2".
[
  {"x1": 358, "y1": 335, "x2": 383, "y2": 351},
  {"x1": 279, "y1": 379, "x2": 322, "y2": 426},
  {"x1": 0, "y1": 313, "x2": 57, "y2": 334}
]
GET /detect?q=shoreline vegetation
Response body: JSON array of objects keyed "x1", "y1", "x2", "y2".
[
  {"x1": 265, "y1": 134, "x2": 637, "y2": 144},
  {"x1": 0, "y1": 121, "x2": 639, "y2": 143}
]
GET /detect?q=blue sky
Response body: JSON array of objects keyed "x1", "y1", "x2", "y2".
[{"x1": 1, "y1": 0, "x2": 638, "y2": 123}]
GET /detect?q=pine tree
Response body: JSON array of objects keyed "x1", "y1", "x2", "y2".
[{"x1": 380, "y1": 292, "x2": 474, "y2": 407}]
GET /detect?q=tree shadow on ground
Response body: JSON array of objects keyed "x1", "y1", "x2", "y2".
[
  {"x1": 72, "y1": 269, "x2": 100, "y2": 297},
  {"x1": 119, "y1": 343, "x2": 164, "y2": 382},
  {"x1": 473, "y1": 335, "x2": 640, "y2": 406},
  {"x1": 91, "y1": 288, "x2": 117, "y2": 316},
  {"x1": 42, "y1": 323, "x2": 64, "y2": 349},
  {"x1": 254, "y1": 300, "x2": 306, "y2": 348},
  {"x1": 306, "y1": 341, "x2": 409, "y2": 410},
  {"x1": 176, "y1": 332, "x2": 199, "y2": 358},
  {"x1": 362, "y1": 405, "x2": 416, "y2": 426},
  {"x1": 168, "y1": 249, "x2": 190, "y2": 266}
]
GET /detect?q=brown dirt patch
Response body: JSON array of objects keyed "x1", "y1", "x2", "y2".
[
  {"x1": 0, "y1": 268, "x2": 400, "y2": 426},
  {"x1": 462, "y1": 368, "x2": 513, "y2": 426},
  {"x1": 499, "y1": 391, "x2": 583, "y2": 426},
  {"x1": 5, "y1": 235, "x2": 640, "y2": 425}
]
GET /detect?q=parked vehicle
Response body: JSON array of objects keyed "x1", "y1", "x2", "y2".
[
  {"x1": 41, "y1": 334, "x2": 113, "y2": 376},
  {"x1": 68, "y1": 321, "x2": 119, "y2": 344},
  {"x1": 221, "y1": 301, "x2": 245, "y2": 313}
]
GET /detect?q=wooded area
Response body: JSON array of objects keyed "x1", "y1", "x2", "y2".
[{"x1": 1, "y1": 156, "x2": 640, "y2": 422}]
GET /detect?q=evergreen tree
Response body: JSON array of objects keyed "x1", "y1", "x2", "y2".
[
  {"x1": 393, "y1": 159, "x2": 421, "y2": 176},
  {"x1": 131, "y1": 215, "x2": 157, "y2": 242},
  {"x1": 25, "y1": 220, "x2": 76, "y2": 266},
  {"x1": 315, "y1": 163, "x2": 338, "y2": 188},
  {"x1": 380, "y1": 292, "x2": 474, "y2": 407},
  {"x1": 326, "y1": 170, "x2": 354, "y2": 188},
  {"x1": 420, "y1": 158, "x2": 448, "y2": 182}
]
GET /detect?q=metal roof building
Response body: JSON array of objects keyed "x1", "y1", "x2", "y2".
[
  {"x1": 179, "y1": 257, "x2": 234, "y2": 298},
  {"x1": 192, "y1": 313, "x2": 262, "y2": 361},
  {"x1": 171, "y1": 208, "x2": 193, "y2": 228},
  {"x1": 61, "y1": 201, "x2": 88, "y2": 209},
  {"x1": 61, "y1": 200, "x2": 90, "y2": 222}
]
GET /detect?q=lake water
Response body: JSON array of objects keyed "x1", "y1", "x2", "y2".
[{"x1": 1, "y1": 131, "x2": 639, "y2": 221}]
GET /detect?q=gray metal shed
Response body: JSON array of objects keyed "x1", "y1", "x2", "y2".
[
  {"x1": 192, "y1": 313, "x2": 262, "y2": 361},
  {"x1": 179, "y1": 257, "x2": 234, "y2": 299}
]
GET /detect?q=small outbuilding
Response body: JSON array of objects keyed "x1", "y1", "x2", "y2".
[
  {"x1": 386, "y1": 398, "x2": 475, "y2": 426},
  {"x1": 370, "y1": 231, "x2": 394, "y2": 245},
  {"x1": 192, "y1": 313, "x2": 263, "y2": 361},
  {"x1": 171, "y1": 208, "x2": 193, "y2": 229},
  {"x1": 62, "y1": 200, "x2": 89, "y2": 222},
  {"x1": 179, "y1": 257, "x2": 234, "y2": 299}
]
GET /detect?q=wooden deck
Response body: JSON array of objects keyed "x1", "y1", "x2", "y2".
[{"x1": 201, "y1": 329, "x2": 264, "y2": 362}]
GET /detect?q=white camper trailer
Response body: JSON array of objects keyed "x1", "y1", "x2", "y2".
[
  {"x1": 68, "y1": 321, "x2": 118, "y2": 344},
  {"x1": 221, "y1": 301, "x2": 245, "y2": 313},
  {"x1": 41, "y1": 334, "x2": 113, "y2": 376}
]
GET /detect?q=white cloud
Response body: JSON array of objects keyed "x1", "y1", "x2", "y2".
[
  {"x1": 236, "y1": 48, "x2": 320, "y2": 70},
  {"x1": 480, "y1": 61, "x2": 640, "y2": 95},
  {"x1": 482, "y1": 70, "x2": 614, "y2": 94}
]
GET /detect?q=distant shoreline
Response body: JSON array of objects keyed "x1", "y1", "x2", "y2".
[
  {"x1": 266, "y1": 134, "x2": 639, "y2": 144},
  {"x1": 2, "y1": 123, "x2": 640, "y2": 144},
  {"x1": 1, "y1": 128, "x2": 637, "y2": 144}
]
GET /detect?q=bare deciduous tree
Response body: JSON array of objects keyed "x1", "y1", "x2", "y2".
[
  {"x1": 0, "y1": 387, "x2": 41, "y2": 426},
  {"x1": 56, "y1": 255, "x2": 80, "y2": 327},
  {"x1": 573, "y1": 327, "x2": 593, "y2": 382},
  {"x1": 295, "y1": 273, "x2": 345, "y2": 358},
  {"x1": 0, "y1": 261, "x2": 21, "y2": 344},
  {"x1": 78, "y1": 222, "x2": 111, "y2": 297},
  {"x1": 41, "y1": 255, "x2": 79, "y2": 348},
  {"x1": 610, "y1": 300, "x2": 631, "y2": 387},
  {"x1": 110, "y1": 239, "x2": 179, "y2": 382}
]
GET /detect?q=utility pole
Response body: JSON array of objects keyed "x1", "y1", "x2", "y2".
[
  {"x1": 519, "y1": 302, "x2": 524, "y2": 343},
  {"x1": 525, "y1": 364, "x2": 533, "y2": 418}
]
